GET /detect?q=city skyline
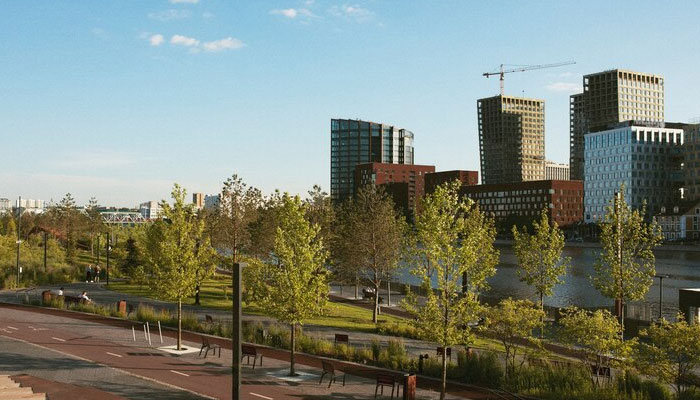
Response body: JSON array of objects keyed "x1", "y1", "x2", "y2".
[{"x1": 3, "y1": 1, "x2": 700, "y2": 206}]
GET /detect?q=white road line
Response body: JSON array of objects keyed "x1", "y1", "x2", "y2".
[
  {"x1": 51, "y1": 337, "x2": 66, "y2": 342},
  {"x1": 249, "y1": 393, "x2": 273, "y2": 400},
  {"x1": 170, "y1": 370, "x2": 189, "y2": 377},
  {"x1": 106, "y1": 352, "x2": 122, "y2": 358},
  {"x1": 6, "y1": 326, "x2": 18, "y2": 330}
]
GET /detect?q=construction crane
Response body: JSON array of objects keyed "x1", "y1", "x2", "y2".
[{"x1": 483, "y1": 61, "x2": 576, "y2": 96}]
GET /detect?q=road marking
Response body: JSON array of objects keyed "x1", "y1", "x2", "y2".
[
  {"x1": 106, "y1": 352, "x2": 122, "y2": 358},
  {"x1": 250, "y1": 393, "x2": 273, "y2": 400},
  {"x1": 51, "y1": 337, "x2": 66, "y2": 342},
  {"x1": 170, "y1": 370, "x2": 189, "y2": 377},
  {"x1": 6, "y1": 326, "x2": 18, "y2": 330}
]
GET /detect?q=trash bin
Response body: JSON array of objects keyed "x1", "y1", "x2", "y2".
[
  {"x1": 42, "y1": 290, "x2": 52, "y2": 305},
  {"x1": 117, "y1": 300, "x2": 127, "y2": 317},
  {"x1": 403, "y1": 373, "x2": 416, "y2": 400}
]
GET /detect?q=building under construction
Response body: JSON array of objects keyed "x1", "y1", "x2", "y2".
[{"x1": 478, "y1": 95, "x2": 545, "y2": 184}]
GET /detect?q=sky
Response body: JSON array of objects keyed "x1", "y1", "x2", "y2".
[{"x1": 2, "y1": 1, "x2": 700, "y2": 207}]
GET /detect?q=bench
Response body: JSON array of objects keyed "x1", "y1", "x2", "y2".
[
  {"x1": 362, "y1": 289, "x2": 383, "y2": 304},
  {"x1": 334, "y1": 334, "x2": 349, "y2": 345},
  {"x1": 375, "y1": 373, "x2": 399, "y2": 399},
  {"x1": 199, "y1": 336, "x2": 221, "y2": 358},
  {"x1": 436, "y1": 346, "x2": 452, "y2": 362},
  {"x1": 319, "y1": 361, "x2": 345, "y2": 388},
  {"x1": 62, "y1": 295, "x2": 89, "y2": 306},
  {"x1": 242, "y1": 344, "x2": 263, "y2": 369}
]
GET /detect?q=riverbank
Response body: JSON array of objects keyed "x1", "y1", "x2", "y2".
[{"x1": 495, "y1": 239, "x2": 700, "y2": 253}]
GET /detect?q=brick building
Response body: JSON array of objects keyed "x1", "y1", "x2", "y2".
[
  {"x1": 424, "y1": 170, "x2": 479, "y2": 195},
  {"x1": 460, "y1": 180, "x2": 584, "y2": 229}
]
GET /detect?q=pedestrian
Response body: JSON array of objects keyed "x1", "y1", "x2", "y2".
[
  {"x1": 79, "y1": 291, "x2": 91, "y2": 302},
  {"x1": 86, "y1": 265, "x2": 92, "y2": 282},
  {"x1": 94, "y1": 265, "x2": 101, "y2": 282},
  {"x1": 57, "y1": 287, "x2": 64, "y2": 296}
]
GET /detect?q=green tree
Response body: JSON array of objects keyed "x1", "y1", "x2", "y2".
[
  {"x1": 512, "y1": 208, "x2": 570, "y2": 336},
  {"x1": 592, "y1": 186, "x2": 663, "y2": 338},
  {"x1": 247, "y1": 190, "x2": 282, "y2": 260},
  {"x1": 335, "y1": 185, "x2": 405, "y2": 323},
  {"x1": 558, "y1": 307, "x2": 631, "y2": 386},
  {"x1": 403, "y1": 181, "x2": 499, "y2": 399},
  {"x1": 483, "y1": 298, "x2": 544, "y2": 378},
  {"x1": 245, "y1": 194, "x2": 328, "y2": 376},
  {"x1": 217, "y1": 174, "x2": 262, "y2": 264},
  {"x1": 635, "y1": 315, "x2": 700, "y2": 395},
  {"x1": 85, "y1": 197, "x2": 104, "y2": 261},
  {"x1": 141, "y1": 184, "x2": 217, "y2": 350}
]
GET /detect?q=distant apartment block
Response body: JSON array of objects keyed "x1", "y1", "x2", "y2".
[
  {"x1": 204, "y1": 194, "x2": 220, "y2": 209},
  {"x1": 139, "y1": 200, "x2": 163, "y2": 220},
  {"x1": 653, "y1": 200, "x2": 700, "y2": 241},
  {"x1": 460, "y1": 180, "x2": 583, "y2": 228},
  {"x1": 584, "y1": 123, "x2": 683, "y2": 223},
  {"x1": 0, "y1": 198, "x2": 10, "y2": 212},
  {"x1": 545, "y1": 161, "x2": 570, "y2": 181},
  {"x1": 683, "y1": 124, "x2": 700, "y2": 200},
  {"x1": 192, "y1": 192, "x2": 204, "y2": 209},
  {"x1": 331, "y1": 119, "x2": 414, "y2": 203},
  {"x1": 478, "y1": 95, "x2": 545, "y2": 184},
  {"x1": 570, "y1": 69, "x2": 665, "y2": 180},
  {"x1": 354, "y1": 162, "x2": 435, "y2": 220},
  {"x1": 424, "y1": 170, "x2": 478, "y2": 195}
]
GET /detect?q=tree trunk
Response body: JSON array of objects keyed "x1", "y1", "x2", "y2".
[
  {"x1": 373, "y1": 283, "x2": 380, "y2": 323},
  {"x1": 354, "y1": 276, "x2": 359, "y2": 300},
  {"x1": 290, "y1": 323, "x2": 296, "y2": 376},
  {"x1": 177, "y1": 299, "x2": 182, "y2": 350},
  {"x1": 539, "y1": 291, "x2": 544, "y2": 338},
  {"x1": 387, "y1": 280, "x2": 391, "y2": 307},
  {"x1": 440, "y1": 347, "x2": 447, "y2": 400}
]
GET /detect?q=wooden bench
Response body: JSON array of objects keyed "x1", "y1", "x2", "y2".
[
  {"x1": 319, "y1": 361, "x2": 345, "y2": 388},
  {"x1": 436, "y1": 346, "x2": 452, "y2": 362},
  {"x1": 199, "y1": 336, "x2": 221, "y2": 358},
  {"x1": 334, "y1": 334, "x2": 349, "y2": 345},
  {"x1": 242, "y1": 344, "x2": 263, "y2": 369},
  {"x1": 375, "y1": 373, "x2": 398, "y2": 399}
]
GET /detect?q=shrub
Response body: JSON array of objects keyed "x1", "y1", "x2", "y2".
[
  {"x1": 370, "y1": 339, "x2": 381, "y2": 361},
  {"x1": 376, "y1": 321, "x2": 419, "y2": 339},
  {"x1": 334, "y1": 343, "x2": 355, "y2": 361},
  {"x1": 455, "y1": 350, "x2": 503, "y2": 388}
]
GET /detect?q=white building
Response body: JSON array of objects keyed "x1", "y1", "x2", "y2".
[
  {"x1": 0, "y1": 198, "x2": 10, "y2": 212},
  {"x1": 544, "y1": 161, "x2": 570, "y2": 181},
  {"x1": 139, "y1": 201, "x2": 163, "y2": 220},
  {"x1": 584, "y1": 123, "x2": 684, "y2": 223}
]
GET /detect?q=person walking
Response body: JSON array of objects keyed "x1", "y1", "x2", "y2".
[
  {"x1": 94, "y1": 265, "x2": 101, "y2": 282},
  {"x1": 86, "y1": 265, "x2": 92, "y2": 282}
]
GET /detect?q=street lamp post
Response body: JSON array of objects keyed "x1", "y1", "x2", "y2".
[
  {"x1": 655, "y1": 274, "x2": 669, "y2": 320},
  {"x1": 232, "y1": 263, "x2": 244, "y2": 400},
  {"x1": 16, "y1": 196, "x2": 22, "y2": 287},
  {"x1": 106, "y1": 232, "x2": 111, "y2": 286}
]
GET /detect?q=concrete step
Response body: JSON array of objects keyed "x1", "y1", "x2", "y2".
[
  {"x1": 0, "y1": 376, "x2": 46, "y2": 399},
  {"x1": 0, "y1": 393, "x2": 46, "y2": 400}
]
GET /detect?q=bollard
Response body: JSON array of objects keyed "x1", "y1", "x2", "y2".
[
  {"x1": 403, "y1": 373, "x2": 416, "y2": 400},
  {"x1": 158, "y1": 321, "x2": 163, "y2": 344},
  {"x1": 42, "y1": 290, "x2": 52, "y2": 306},
  {"x1": 132, "y1": 326, "x2": 136, "y2": 342},
  {"x1": 146, "y1": 322, "x2": 152, "y2": 346},
  {"x1": 143, "y1": 324, "x2": 148, "y2": 341},
  {"x1": 418, "y1": 354, "x2": 428, "y2": 374},
  {"x1": 117, "y1": 300, "x2": 127, "y2": 317}
]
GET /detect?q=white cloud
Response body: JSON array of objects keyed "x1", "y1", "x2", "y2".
[
  {"x1": 170, "y1": 0, "x2": 199, "y2": 3},
  {"x1": 202, "y1": 11, "x2": 215, "y2": 19},
  {"x1": 149, "y1": 34, "x2": 164, "y2": 46},
  {"x1": 202, "y1": 37, "x2": 245, "y2": 52},
  {"x1": 270, "y1": 8, "x2": 314, "y2": 19},
  {"x1": 170, "y1": 34, "x2": 200, "y2": 47},
  {"x1": 148, "y1": 9, "x2": 191, "y2": 21},
  {"x1": 546, "y1": 82, "x2": 582, "y2": 93},
  {"x1": 330, "y1": 4, "x2": 373, "y2": 22}
]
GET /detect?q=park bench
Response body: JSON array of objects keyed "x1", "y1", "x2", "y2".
[
  {"x1": 199, "y1": 336, "x2": 221, "y2": 358},
  {"x1": 319, "y1": 361, "x2": 346, "y2": 388},
  {"x1": 375, "y1": 373, "x2": 399, "y2": 399},
  {"x1": 591, "y1": 365, "x2": 611, "y2": 383},
  {"x1": 334, "y1": 334, "x2": 349, "y2": 345},
  {"x1": 362, "y1": 288, "x2": 384, "y2": 304},
  {"x1": 436, "y1": 346, "x2": 452, "y2": 362},
  {"x1": 62, "y1": 295, "x2": 88, "y2": 306},
  {"x1": 242, "y1": 344, "x2": 263, "y2": 369}
]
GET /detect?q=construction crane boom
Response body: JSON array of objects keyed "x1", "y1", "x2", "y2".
[{"x1": 483, "y1": 61, "x2": 576, "y2": 96}]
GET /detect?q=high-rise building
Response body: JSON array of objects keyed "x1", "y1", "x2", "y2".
[
  {"x1": 545, "y1": 160, "x2": 570, "y2": 181},
  {"x1": 331, "y1": 118, "x2": 414, "y2": 203},
  {"x1": 354, "y1": 162, "x2": 435, "y2": 219},
  {"x1": 424, "y1": 170, "x2": 479, "y2": 195},
  {"x1": 570, "y1": 69, "x2": 665, "y2": 180},
  {"x1": 192, "y1": 192, "x2": 204, "y2": 209},
  {"x1": 683, "y1": 124, "x2": 700, "y2": 200},
  {"x1": 478, "y1": 95, "x2": 545, "y2": 185},
  {"x1": 204, "y1": 194, "x2": 220, "y2": 210},
  {"x1": 584, "y1": 123, "x2": 683, "y2": 223}
]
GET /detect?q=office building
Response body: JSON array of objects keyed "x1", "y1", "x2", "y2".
[
  {"x1": 545, "y1": 161, "x2": 570, "y2": 181},
  {"x1": 424, "y1": 170, "x2": 479, "y2": 195},
  {"x1": 570, "y1": 69, "x2": 665, "y2": 179},
  {"x1": 683, "y1": 124, "x2": 700, "y2": 200},
  {"x1": 204, "y1": 194, "x2": 220, "y2": 210},
  {"x1": 331, "y1": 118, "x2": 414, "y2": 203},
  {"x1": 354, "y1": 163, "x2": 435, "y2": 219},
  {"x1": 139, "y1": 200, "x2": 163, "y2": 220},
  {"x1": 192, "y1": 192, "x2": 204, "y2": 209},
  {"x1": 478, "y1": 95, "x2": 545, "y2": 184},
  {"x1": 583, "y1": 123, "x2": 683, "y2": 223},
  {"x1": 653, "y1": 200, "x2": 700, "y2": 241},
  {"x1": 460, "y1": 180, "x2": 583, "y2": 228}
]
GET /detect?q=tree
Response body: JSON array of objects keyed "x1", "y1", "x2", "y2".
[
  {"x1": 85, "y1": 197, "x2": 104, "y2": 261},
  {"x1": 635, "y1": 315, "x2": 700, "y2": 395},
  {"x1": 592, "y1": 186, "x2": 663, "y2": 338},
  {"x1": 218, "y1": 174, "x2": 261, "y2": 264},
  {"x1": 403, "y1": 181, "x2": 499, "y2": 399},
  {"x1": 245, "y1": 194, "x2": 328, "y2": 376},
  {"x1": 247, "y1": 190, "x2": 282, "y2": 261},
  {"x1": 305, "y1": 185, "x2": 335, "y2": 245},
  {"x1": 141, "y1": 184, "x2": 217, "y2": 350},
  {"x1": 512, "y1": 208, "x2": 570, "y2": 336},
  {"x1": 558, "y1": 307, "x2": 631, "y2": 386},
  {"x1": 335, "y1": 185, "x2": 405, "y2": 323},
  {"x1": 483, "y1": 298, "x2": 544, "y2": 378}
]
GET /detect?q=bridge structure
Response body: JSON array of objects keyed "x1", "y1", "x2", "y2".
[{"x1": 100, "y1": 211, "x2": 146, "y2": 226}]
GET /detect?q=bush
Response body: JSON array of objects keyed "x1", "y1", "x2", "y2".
[
  {"x1": 376, "y1": 321, "x2": 419, "y2": 339},
  {"x1": 679, "y1": 388, "x2": 700, "y2": 400},
  {"x1": 455, "y1": 350, "x2": 503, "y2": 388}
]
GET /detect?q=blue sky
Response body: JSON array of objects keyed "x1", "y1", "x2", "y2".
[{"x1": 2, "y1": 1, "x2": 699, "y2": 207}]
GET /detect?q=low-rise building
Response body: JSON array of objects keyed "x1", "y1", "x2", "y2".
[
  {"x1": 460, "y1": 180, "x2": 583, "y2": 229},
  {"x1": 653, "y1": 200, "x2": 700, "y2": 241},
  {"x1": 0, "y1": 198, "x2": 10, "y2": 212},
  {"x1": 139, "y1": 200, "x2": 163, "y2": 220},
  {"x1": 545, "y1": 161, "x2": 570, "y2": 181},
  {"x1": 425, "y1": 170, "x2": 478, "y2": 195}
]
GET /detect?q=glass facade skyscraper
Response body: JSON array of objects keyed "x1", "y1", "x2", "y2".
[{"x1": 330, "y1": 119, "x2": 414, "y2": 203}]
